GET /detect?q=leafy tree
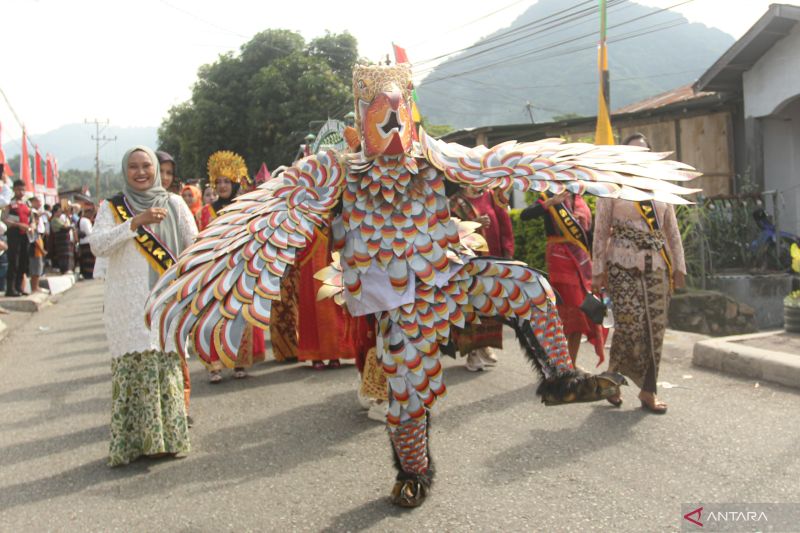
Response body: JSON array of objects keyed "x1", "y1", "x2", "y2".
[{"x1": 158, "y1": 29, "x2": 358, "y2": 181}]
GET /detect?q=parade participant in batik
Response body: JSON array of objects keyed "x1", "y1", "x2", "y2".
[
  {"x1": 50, "y1": 204, "x2": 75, "y2": 275},
  {"x1": 448, "y1": 184, "x2": 514, "y2": 371},
  {"x1": 521, "y1": 189, "x2": 607, "y2": 368},
  {"x1": 197, "y1": 151, "x2": 266, "y2": 382},
  {"x1": 89, "y1": 146, "x2": 197, "y2": 466},
  {"x1": 592, "y1": 133, "x2": 687, "y2": 414}
]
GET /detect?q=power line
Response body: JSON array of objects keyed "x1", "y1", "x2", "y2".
[
  {"x1": 415, "y1": 0, "x2": 695, "y2": 84},
  {"x1": 0, "y1": 85, "x2": 40, "y2": 150},
  {"x1": 408, "y1": 0, "x2": 533, "y2": 49},
  {"x1": 418, "y1": 7, "x2": 691, "y2": 86},
  {"x1": 412, "y1": 1, "x2": 628, "y2": 77},
  {"x1": 432, "y1": 67, "x2": 704, "y2": 95},
  {"x1": 413, "y1": 0, "x2": 612, "y2": 68}
]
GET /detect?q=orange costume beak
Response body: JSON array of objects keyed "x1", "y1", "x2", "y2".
[{"x1": 360, "y1": 86, "x2": 414, "y2": 157}]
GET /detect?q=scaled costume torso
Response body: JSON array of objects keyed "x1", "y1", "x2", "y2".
[{"x1": 91, "y1": 195, "x2": 197, "y2": 358}]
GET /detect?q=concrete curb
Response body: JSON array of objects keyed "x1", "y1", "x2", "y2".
[
  {"x1": 40, "y1": 273, "x2": 79, "y2": 295},
  {"x1": 692, "y1": 330, "x2": 800, "y2": 389},
  {"x1": 0, "y1": 291, "x2": 50, "y2": 313},
  {"x1": 0, "y1": 273, "x2": 79, "y2": 314}
]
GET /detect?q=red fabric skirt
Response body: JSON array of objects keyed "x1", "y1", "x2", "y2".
[
  {"x1": 547, "y1": 244, "x2": 607, "y2": 365},
  {"x1": 296, "y1": 229, "x2": 372, "y2": 362}
]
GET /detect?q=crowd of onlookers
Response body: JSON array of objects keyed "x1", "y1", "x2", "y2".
[
  {"x1": 0, "y1": 156, "x2": 219, "y2": 298},
  {"x1": 0, "y1": 168, "x2": 97, "y2": 296}
]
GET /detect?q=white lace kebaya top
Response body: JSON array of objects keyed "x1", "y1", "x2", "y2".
[
  {"x1": 592, "y1": 197, "x2": 686, "y2": 277},
  {"x1": 89, "y1": 194, "x2": 198, "y2": 358}
]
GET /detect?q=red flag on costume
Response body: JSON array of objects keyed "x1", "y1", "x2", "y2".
[
  {"x1": 255, "y1": 162, "x2": 271, "y2": 185},
  {"x1": 20, "y1": 129, "x2": 33, "y2": 191},
  {"x1": 392, "y1": 43, "x2": 422, "y2": 123},
  {"x1": 392, "y1": 43, "x2": 409, "y2": 64}
]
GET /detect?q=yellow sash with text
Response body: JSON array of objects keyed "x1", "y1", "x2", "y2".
[
  {"x1": 636, "y1": 200, "x2": 673, "y2": 289},
  {"x1": 109, "y1": 194, "x2": 176, "y2": 276},
  {"x1": 541, "y1": 191, "x2": 591, "y2": 255}
]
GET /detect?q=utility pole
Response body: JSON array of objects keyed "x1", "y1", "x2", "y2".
[
  {"x1": 525, "y1": 101, "x2": 536, "y2": 124},
  {"x1": 84, "y1": 119, "x2": 117, "y2": 198}
]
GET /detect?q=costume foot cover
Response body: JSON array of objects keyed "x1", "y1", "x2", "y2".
[
  {"x1": 389, "y1": 416, "x2": 433, "y2": 508},
  {"x1": 538, "y1": 370, "x2": 627, "y2": 406}
]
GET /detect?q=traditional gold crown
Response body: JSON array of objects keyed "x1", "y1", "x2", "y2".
[{"x1": 207, "y1": 150, "x2": 249, "y2": 188}]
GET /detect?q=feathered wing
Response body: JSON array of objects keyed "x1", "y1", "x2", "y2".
[
  {"x1": 420, "y1": 128, "x2": 701, "y2": 204},
  {"x1": 145, "y1": 151, "x2": 345, "y2": 366}
]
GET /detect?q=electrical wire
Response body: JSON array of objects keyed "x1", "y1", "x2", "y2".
[
  {"x1": 0, "y1": 85, "x2": 39, "y2": 151},
  {"x1": 419, "y1": 12, "x2": 690, "y2": 85},
  {"x1": 407, "y1": 0, "x2": 534, "y2": 49},
  {"x1": 415, "y1": 0, "x2": 695, "y2": 83}
]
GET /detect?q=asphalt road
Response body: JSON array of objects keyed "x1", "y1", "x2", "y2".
[{"x1": 1, "y1": 280, "x2": 798, "y2": 532}]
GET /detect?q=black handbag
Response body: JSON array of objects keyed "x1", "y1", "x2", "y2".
[{"x1": 579, "y1": 292, "x2": 607, "y2": 325}]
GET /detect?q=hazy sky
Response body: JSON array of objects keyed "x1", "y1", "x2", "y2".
[{"x1": 1, "y1": 0, "x2": 797, "y2": 143}]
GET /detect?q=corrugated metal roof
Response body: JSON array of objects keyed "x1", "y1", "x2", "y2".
[{"x1": 613, "y1": 84, "x2": 717, "y2": 114}]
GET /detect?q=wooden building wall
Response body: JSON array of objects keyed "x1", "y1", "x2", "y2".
[{"x1": 617, "y1": 111, "x2": 734, "y2": 197}]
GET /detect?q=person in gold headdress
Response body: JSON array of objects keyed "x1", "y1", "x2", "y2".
[{"x1": 197, "y1": 151, "x2": 266, "y2": 383}]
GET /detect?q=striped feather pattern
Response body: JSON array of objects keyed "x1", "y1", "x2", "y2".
[
  {"x1": 146, "y1": 151, "x2": 345, "y2": 366},
  {"x1": 420, "y1": 128, "x2": 701, "y2": 204}
]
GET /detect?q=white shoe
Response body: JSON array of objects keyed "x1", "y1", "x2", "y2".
[
  {"x1": 367, "y1": 401, "x2": 388, "y2": 422},
  {"x1": 478, "y1": 347, "x2": 498, "y2": 366},
  {"x1": 465, "y1": 351, "x2": 485, "y2": 372},
  {"x1": 356, "y1": 387, "x2": 372, "y2": 410}
]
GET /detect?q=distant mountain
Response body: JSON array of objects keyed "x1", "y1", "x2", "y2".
[
  {"x1": 416, "y1": 0, "x2": 735, "y2": 129},
  {"x1": 4, "y1": 124, "x2": 157, "y2": 171}
]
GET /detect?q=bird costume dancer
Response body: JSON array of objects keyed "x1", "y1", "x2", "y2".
[{"x1": 146, "y1": 64, "x2": 698, "y2": 507}]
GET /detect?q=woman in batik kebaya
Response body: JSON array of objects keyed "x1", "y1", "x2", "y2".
[
  {"x1": 521, "y1": 190, "x2": 607, "y2": 369},
  {"x1": 592, "y1": 133, "x2": 686, "y2": 414},
  {"x1": 89, "y1": 146, "x2": 197, "y2": 466},
  {"x1": 197, "y1": 151, "x2": 266, "y2": 383}
]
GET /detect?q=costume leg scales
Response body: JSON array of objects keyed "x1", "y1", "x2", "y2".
[{"x1": 388, "y1": 414, "x2": 434, "y2": 508}]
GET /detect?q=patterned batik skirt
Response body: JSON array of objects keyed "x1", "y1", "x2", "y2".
[
  {"x1": 79, "y1": 242, "x2": 95, "y2": 279},
  {"x1": 109, "y1": 350, "x2": 190, "y2": 466},
  {"x1": 606, "y1": 260, "x2": 670, "y2": 392},
  {"x1": 269, "y1": 266, "x2": 299, "y2": 362}
]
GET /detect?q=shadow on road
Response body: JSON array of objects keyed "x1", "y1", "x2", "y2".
[
  {"x1": 0, "y1": 373, "x2": 109, "y2": 404},
  {"x1": 320, "y1": 497, "x2": 408, "y2": 532},
  {"x1": 484, "y1": 405, "x2": 647, "y2": 485},
  {"x1": 0, "y1": 424, "x2": 107, "y2": 468},
  {"x1": 13, "y1": 390, "x2": 379, "y2": 506}
]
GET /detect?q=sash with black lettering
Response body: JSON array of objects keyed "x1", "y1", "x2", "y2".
[
  {"x1": 108, "y1": 194, "x2": 176, "y2": 275},
  {"x1": 541, "y1": 191, "x2": 591, "y2": 255},
  {"x1": 635, "y1": 199, "x2": 673, "y2": 289}
]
